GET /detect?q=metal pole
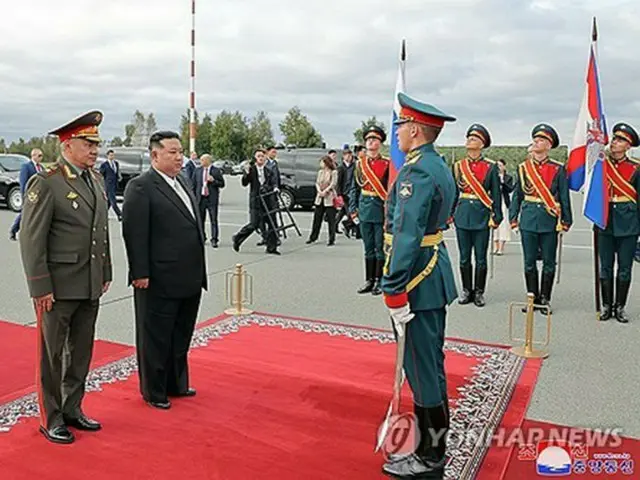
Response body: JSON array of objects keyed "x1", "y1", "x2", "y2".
[
  {"x1": 189, "y1": 0, "x2": 196, "y2": 155},
  {"x1": 235, "y1": 264, "x2": 243, "y2": 313}
]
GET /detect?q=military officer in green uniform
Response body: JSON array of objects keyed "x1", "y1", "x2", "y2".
[
  {"x1": 350, "y1": 125, "x2": 390, "y2": 296},
  {"x1": 597, "y1": 122, "x2": 640, "y2": 323},
  {"x1": 452, "y1": 124, "x2": 502, "y2": 307},
  {"x1": 381, "y1": 92, "x2": 457, "y2": 479},
  {"x1": 509, "y1": 124, "x2": 572, "y2": 312},
  {"x1": 19, "y1": 111, "x2": 112, "y2": 444}
]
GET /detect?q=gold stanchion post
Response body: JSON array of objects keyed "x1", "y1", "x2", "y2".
[
  {"x1": 224, "y1": 264, "x2": 253, "y2": 315},
  {"x1": 508, "y1": 292, "x2": 551, "y2": 359}
]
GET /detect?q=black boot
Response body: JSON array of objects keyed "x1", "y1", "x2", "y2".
[
  {"x1": 357, "y1": 258, "x2": 375, "y2": 294},
  {"x1": 522, "y1": 270, "x2": 540, "y2": 313},
  {"x1": 457, "y1": 265, "x2": 474, "y2": 305},
  {"x1": 382, "y1": 404, "x2": 446, "y2": 479},
  {"x1": 600, "y1": 278, "x2": 613, "y2": 321},
  {"x1": 615, "y1": 278, "x2": 632, "y2": 324},
  {"x1": 539, "y1": 272, "x2": 554, "y2": 314},
  {"x1": 371, "y1": 259, "x2": 384, "y2": 296},
  {"x1": 473, "y1": 267, "x2": 487, "y2": 307}
]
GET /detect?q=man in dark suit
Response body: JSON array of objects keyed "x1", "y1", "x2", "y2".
[
  {"x1": 182, "y1": 151, "x2": 197, "y2": 183},
  {"x1": 122, "y1": 130, "x2": 207, "y2": 409},
  {"x1": 232, "y1": 148, "x2": 280, "y2": 255},
  {"x1": 192, "y1": 154, "x2": 225, "y2": 248},
  {"x1": 9, "y1": 148, "x2": 44, "y2": 241},
  {"x1": 98, "y1": 149, "x2": 122, "y2": 221}
]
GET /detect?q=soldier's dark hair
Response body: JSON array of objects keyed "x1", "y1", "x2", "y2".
[
  {"x1": 328, "y1": 149, "x2": 337, "y2": 155},
  {"x1": 106, "y1": 149, "x2": 114, "y2": 155},
  {"x1": 149, "y1": 131, "x2": 181, "y2": 151}
]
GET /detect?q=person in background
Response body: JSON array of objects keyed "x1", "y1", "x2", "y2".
[
  {"x1": 232, "y1": 149, "x2": 280, "y2": 255},
  {"x1": 306, "y1": 155, "x2": 338, "y2": 246},
  {"x1": 9, "y1": 148, "x2": 44, "y2": 240},
  {"x1": 328, "y1": 149, "x2": 337, "y2": 167},
  {"x1": 335, "y1": 145, "x2": 356, "y2": 236},
  {"x1": 182, "y1": 151, "x2": 197, "y2": 183},
  {"x1": 192, "y1": 154, "x2": 225, "y2": 248},
  {"x1": 98, "y1": 149, "x2": 123, "y2": 221},
  {"x1": 493, "y1": 158, "x2": 514, "y2": 255}
]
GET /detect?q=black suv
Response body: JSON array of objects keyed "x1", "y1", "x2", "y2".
[
  {"x1": 0, "y1": 153, "x2": 29, "y2": 212},
  {"x1": 96, "y1": 147, "x2": 151, "y2": 196},
  {"x1": 275, "y1": 148, "x2": 343, "y2": 210}
]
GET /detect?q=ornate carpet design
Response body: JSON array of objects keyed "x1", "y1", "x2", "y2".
[{"x1": 0, "y1": 313, "x2": 525, "y2": 480}]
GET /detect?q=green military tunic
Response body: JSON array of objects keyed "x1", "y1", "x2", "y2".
[
  {"x1": 19, "y1": 159, "x2": 112, "y2": 430},
  {"x1": 381, "y1": 143, "x2": 458, "y2": 408}
]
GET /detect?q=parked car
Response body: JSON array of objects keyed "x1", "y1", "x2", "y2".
[
  {"x1": 0, "y1": 153, "x2": 29, "y2": 212},
  {"x1": 275, "y1": 148, "x2": 342, "y2": 210},
  {"x1": 231, "y1": 160, "x2": 249, "y2": 176},
  {"x1": 96, "y1": 147, "x2": 151, "y2": 196},
  {"x1": 213, "y1": 160, "x2": 234, "y2": 175}
]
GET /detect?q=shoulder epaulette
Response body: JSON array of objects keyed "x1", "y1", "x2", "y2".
[
  {"x1": 483, "y1": 157, "x2": 496, "y2": 164},
  {"x1": 628, "y1": 156, "x2": 640, "y2": 165},
  {"x1": 548, "y1": 158, "x2": 563, "y2": 166},
  {"x1": 44, "y1": 164, "x2": 60, "y2": 177},
  {"x1": 405, "y1": 150, "x2": 422, "y2": 165}
]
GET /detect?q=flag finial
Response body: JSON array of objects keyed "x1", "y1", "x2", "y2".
[{"x1": 592, "y1": 17, "x2": 598, "y2": 42}]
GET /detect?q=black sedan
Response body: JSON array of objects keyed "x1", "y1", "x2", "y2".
[{"x1": 0, "y1": 154, "x2": 28, "y2": 212}]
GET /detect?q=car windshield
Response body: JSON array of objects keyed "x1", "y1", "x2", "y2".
[{"x1": 0, "y1": 155, "x2": 27, "y2": 172}]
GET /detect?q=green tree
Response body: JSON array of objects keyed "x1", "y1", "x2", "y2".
[
  {"x1": 279, "y1": 106, "x2": 323, "y2": 148},
  {"x1": 124, "y1": 124, "x2": 135, "y2": 146},
  {"x1": 246, "y1": 111, "x2": 275, "y2": 157},
  {"x1": 353, "y1": 116, "x2": 386, "y2": 144},
  {"x1": 210, "y1": 110, "x2": 249, "y2": 162},
  {"x1": 196, "y1": 114, "x2": 214, "y2": 155},
  {"x1": 110, "y1": 136, "x2": 125, "y2": 147},
  {"x1": 130, "y1": 110, "x2": 147, "y2": 147}
]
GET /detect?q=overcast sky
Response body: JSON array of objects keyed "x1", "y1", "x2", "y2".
[{"x1": 1, "y1": 0, "x2": 639, "y2": 149}]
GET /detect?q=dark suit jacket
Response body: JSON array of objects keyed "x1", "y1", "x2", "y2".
[
  {"x1": 500, "y1": 172, "x2": 515, "y2": 209},
  {"x1": 192, "y1": 165, "x2": 225, "y2": 204},
  {"x1": 98, "y1": 160, "x2": 121, "y2": 192},
  {"x1": 242, "y1": 163, "x2": 278, "y2": 210},
  {"x1": 122, "y1": 168, "x2": 207, "y2": 299},
  {"x1": 182, "y1": 160, "x2": 196, "y2": 183},
  {"x1": 266, "y1": 159, "x2": 281, "y2": 189},
  {"x1": 19, "y1": 161, "x2": 39, "y2": 196}
]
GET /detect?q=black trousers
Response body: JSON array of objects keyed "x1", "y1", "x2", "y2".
[
  {"x1": 106, "y1": 187, "x2": 122, "y2": 217},
  {"x1": 133, "y1": 288, "x2": 201, "y2": 403},
  {"x1": 309, "y1": 204, "x2": 336, "y2": 243},
  {"x1": 199, "y1": 195, "x2": 219, "y2": 242},
  {"x1": 235, "y1": 204, "x2": 278, "y2": 252}
]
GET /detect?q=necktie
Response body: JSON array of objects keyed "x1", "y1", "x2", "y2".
[
  {"x1": 174, "y1": 179, "x2": 195, "y2": 218},
  {"x1": 81, "y1": 170, "x2": 93, "y2": 191},
  {"x1": 35, "y1": 163, "x2": 42, "y2": 173}
]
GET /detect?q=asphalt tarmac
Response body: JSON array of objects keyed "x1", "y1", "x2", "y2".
[{"x1": 1, "y1": 176, "x2": 638, "y2": 438}]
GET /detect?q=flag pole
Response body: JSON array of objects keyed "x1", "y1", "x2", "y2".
[{"x1": 591, "y1": 16, "x2": 601, "y2": 321}]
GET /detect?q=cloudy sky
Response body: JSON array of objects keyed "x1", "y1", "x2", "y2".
[{"x1": 1, "y1": 0, "x2": 639, "y2": 148}]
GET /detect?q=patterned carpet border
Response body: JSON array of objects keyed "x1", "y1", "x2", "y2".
[{"x1": 0, "y1": 313, "x2": 526, "y2": 480}]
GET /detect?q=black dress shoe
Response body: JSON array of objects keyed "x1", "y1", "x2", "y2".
[
  {"x1": 266, "y1": 250, "x2": 281, "y2": 255},
  {"x1": 305, "y1": 239, "x2": 315, "y2": 244},
  {"x1": 39, "y1": 425, "x2": 74, "y2": 444},
  {"x1": 211, "y1": 240, "x2": 219, "y2": 248},
  {"x1": 63, "y1": 414, "x2": 102, "y2": 431},
  {"x1": 256, "y1": 240, "x2": 266, "y2": 246},
  {"x1": 9, "y1": 232, "x2": 17, "y2": 241},
  {"x1": 170, "y1": 388, "x2": 196, "y2": 397},
  {"x1": 231, "y1": 235, "x2": 240, "y2": 252},
  {"x1": 146, "y1": 400, "x2": 171, "y2": 409}
]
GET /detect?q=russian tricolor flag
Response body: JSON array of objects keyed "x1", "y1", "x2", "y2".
[
  {"x1": 388, "y1": 39, "x2": 406, "y2": 186},
  {"x1": 567, "y1": 18, "x2": 609, "y2": 229}
]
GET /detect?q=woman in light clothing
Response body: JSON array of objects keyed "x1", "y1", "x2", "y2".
[
  {"x1": 494, "y1": 159, "x2": 514, "y2": 255},
  {"x1": 306, "y1": 155, "x2": 339, "y2": 246}
]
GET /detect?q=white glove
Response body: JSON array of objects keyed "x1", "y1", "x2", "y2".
[
  {"x1": 274, "y1": 187, "x2": 280, "y2": 193},
  {"x1": 388, "y1": 304, "x2": 415, "y2": 334},
  {"x1": 353, "y1": 216, "x2": 360, "y2": 225}
]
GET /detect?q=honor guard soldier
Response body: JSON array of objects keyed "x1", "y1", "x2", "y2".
[
  {"x1": 509, "y1": 124, "x2": 572, "y2": 312},
  {"x1": 597, "y1": 122, "x2": 640, "y2": 323},
  {"x1": 19, "y1": 111, "x2": 112, "y2": 444},
  {"x1": 452, "y1": 124, "x2": 502, "y2": 307},
  {"x1": 350, "y1": 125, "x2": 390, "y2": 295},
  {"x1": 381, "y1": 92, "x2": 457, "y2": 479}
]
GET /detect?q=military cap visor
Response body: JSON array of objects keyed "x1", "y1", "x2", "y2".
[
  {"x1": 364, "y1": 125, "x2": 386, "y2": 143},
  {"x1": 612, "y1": 122, "x2": 640, "y2": 147},
  {"x1": 394, "y1": 92, "x2": 456, "y2": 128},
  {"x1": 49, "y1": 110, "x2": 103, "y2": 143},
  {"x1": 531, "y1": 123, "x2": 559, "y2": 149},
  {"x1": 466, "y1": 124, "x2": 491, "y2": 148}
]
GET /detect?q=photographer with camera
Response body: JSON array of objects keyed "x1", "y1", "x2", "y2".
[{"x1": 231, "y1": 148, "x2": 280, "y2": 255}]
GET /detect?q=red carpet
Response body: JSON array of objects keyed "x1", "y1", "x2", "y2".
[
  {"x1": 0, "y1": 313, "x2": 540, "y2": 479},
  {"x1": 0, "y1": 319, "x2": 133, "y2": 405},
  {"x1": 502, "y1": 419, "x2": 639, "y2": 478}
]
